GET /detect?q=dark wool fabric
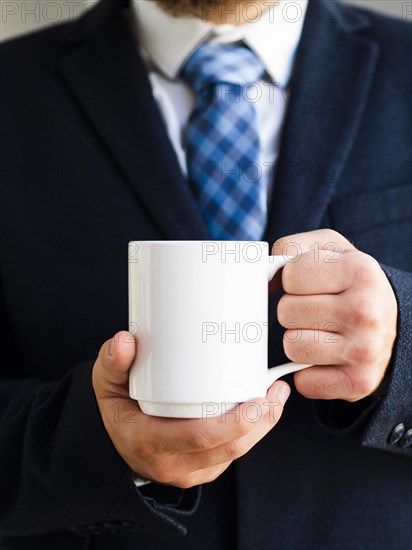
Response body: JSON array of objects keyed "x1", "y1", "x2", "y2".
[{"x1": 0, "y1": 0, "x2": 411, "y2": 548}]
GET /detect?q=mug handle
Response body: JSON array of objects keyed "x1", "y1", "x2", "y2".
[{"x1": 266, "y1": 255, "x2": 312, "y2": 385}]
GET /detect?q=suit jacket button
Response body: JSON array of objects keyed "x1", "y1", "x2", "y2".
[
  {"x1": 389, "y1": 423, "x2": 405, "y2": 445},
  {"x1": 400, "y1": 428, "x2": 412, "y2": 448}
]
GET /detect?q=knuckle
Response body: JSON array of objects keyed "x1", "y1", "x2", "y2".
[
  {"x1": 272, "y1": 237, "x2": 291, "y2": 255},
  {"x1": 173, "y1": 477, "x2": 197, "y2": 489},
  {"x1": 351, "y1": 297, "x2": 380, "y2": 329},
  {"x1": 131, "y1": 437, "x2": 153, "y2": 460},
  {"x1": 353, "y1": 254, "x2": 380, "y2": 285},
  {"x1": 349, "y1": 337, "x2": 380, "y2": 366},
  {"x1": 153, "y1": 464, "x2": 179, "y2": 486},
  {"x1": 319, "y1": 229, "x2": 344, "y2": 245},
  {"x1": 351, "y1": 369, "x2": 381, "y2": 398},
  {"x1": 224, "y1": 439, "x2": 248, "y2": 461}
]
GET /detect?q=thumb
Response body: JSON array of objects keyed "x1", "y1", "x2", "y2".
[
  {"x1": 95, "y1": 331, "x2": 136, "y2": 388},
  {"x1": 267, "y1": 381, "x2": 291, "y2": 409},
  {"x1": 245, "y1": 381, "x2": 291, "y2": 424}
]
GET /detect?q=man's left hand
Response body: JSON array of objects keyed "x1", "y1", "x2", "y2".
[{"x1": 273, "y1": 229, "x2": 398, "y2": 402}]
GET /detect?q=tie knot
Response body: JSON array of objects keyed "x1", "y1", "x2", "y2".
[{"x1": 181, "y1": 43, "x2": 265, "y2": 92}]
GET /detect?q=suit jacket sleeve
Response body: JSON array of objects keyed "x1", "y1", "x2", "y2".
[
  {"x1": 313, "y1": 264, "x2": 412, "y2": 457},
  {"x1": 0, "y1": 289, "x2": 200, "y2": 537}
]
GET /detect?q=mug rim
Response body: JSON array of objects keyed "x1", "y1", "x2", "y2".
[{"x1": 128, "y1": 240, "x2": 269, "y2": 245}]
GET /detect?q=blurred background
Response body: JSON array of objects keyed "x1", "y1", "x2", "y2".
[{"x1": 0, "y1": 0, "x2": 410, "y2": 42}]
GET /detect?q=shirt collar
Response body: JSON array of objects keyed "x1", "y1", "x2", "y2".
[{"x1": 134, "y1": 1, "x2": 308, "y2": 87}]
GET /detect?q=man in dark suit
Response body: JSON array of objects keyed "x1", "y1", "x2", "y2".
[{"x1": 0, "y1": 0, "x2": 411, "y2": 548}]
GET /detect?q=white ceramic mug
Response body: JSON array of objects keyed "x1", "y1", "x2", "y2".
[{"x1": 128, "y1": 241, "x2": 311, "y2": 418}]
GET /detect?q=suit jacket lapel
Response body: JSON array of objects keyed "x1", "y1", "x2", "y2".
[
  {"x1": 264, "y1": 0, "x2": 379, "y2": 245},
  {"x1": 58, "y1": 0, "x2": 209, "y2": 240}
]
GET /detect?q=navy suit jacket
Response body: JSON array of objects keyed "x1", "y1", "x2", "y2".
[{"x1": 0, "y1": 0, "x2": 411, "y2": 549}]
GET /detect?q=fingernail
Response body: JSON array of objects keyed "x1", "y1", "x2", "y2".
[
  {"x1": 277, "y1": 384, "x2": 291, "y2": 406},
  {"x1": 108, "y1": 338, "x2": 114, "y2": 358}
]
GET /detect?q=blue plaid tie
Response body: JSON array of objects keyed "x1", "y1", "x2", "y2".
[{"x1": 181, "y1": 43, "x2": 267, "y2": 241}]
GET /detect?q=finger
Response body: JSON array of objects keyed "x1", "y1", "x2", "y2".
[
  {"x1": 283, "y1": 329, "x2": 348, "y2": 366},
  {"x1": 293, "y1": 360, "x2": 385, "y2": 401},
  {"x1": 294, "y1": 353, "x2": 386, "y2": 401},
  {"x1": 278, "y1": 294, "x2": 342, "y2": 331},
  {"x1": 149, "y1": 381, "x2": 290, "y2": 454},
  {"x1": 96, "y1": 331, "x2": 136, "y2": 387},
  {"x1": 293, "y1": 365, "x2": 354, "y2": 400},
  {"x1": 281, "y1": 250, "x2": 362, "y2": 295},
  {"x1": 272, "y1": 229, "x2": 355, "y2": 257},
  {"x1": 145, "y1": 403, "x2": 262, "y2": 455},
  {"x1": 182, "y1": 384, "x2": 289, "y2": 470}
]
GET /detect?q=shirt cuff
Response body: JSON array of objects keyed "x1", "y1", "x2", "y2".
[{"x1": 133, "y1": 476, "x2": 152, "y2": 488}]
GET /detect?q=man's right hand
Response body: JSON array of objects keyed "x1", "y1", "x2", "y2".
[{"x1": 92, "y1": 331, "x2": 290, "y2": 489}]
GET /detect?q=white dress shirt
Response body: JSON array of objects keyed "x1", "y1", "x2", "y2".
[{"x1": 132, "y1": 1, "x2": 308, "y2": 200}]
